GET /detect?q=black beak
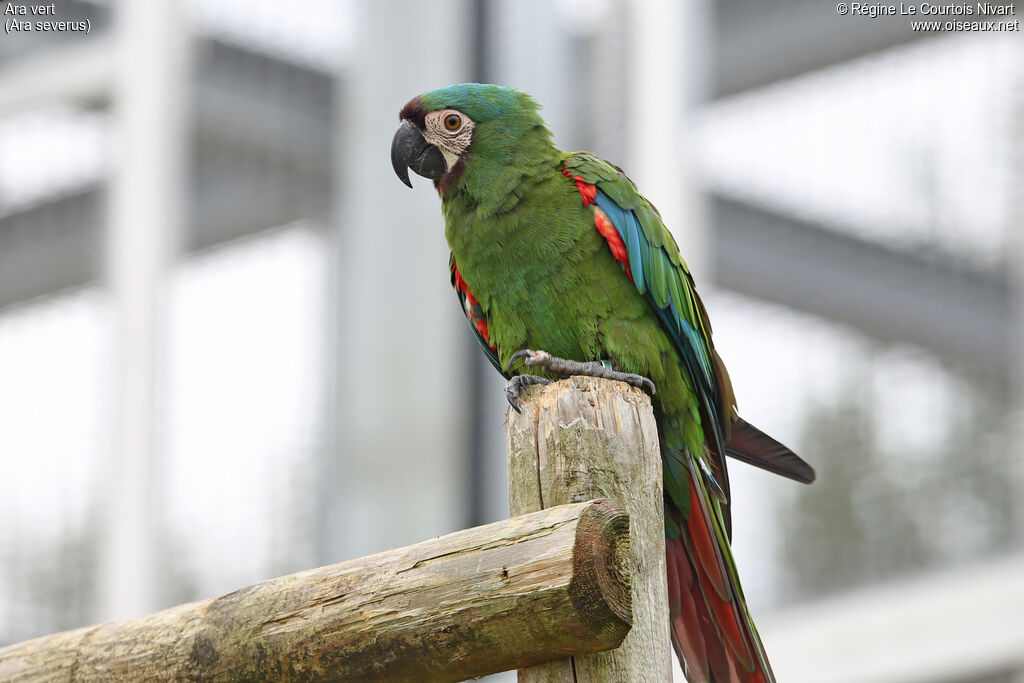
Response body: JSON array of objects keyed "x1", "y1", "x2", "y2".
[{"x1": 391, "y1": 120, "x2": 447, "y2": 188}]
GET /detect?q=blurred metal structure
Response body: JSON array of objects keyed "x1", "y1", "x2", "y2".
[
  {"x1": 712, "y1": 195, "x2": 1013, "y2": 377},
  {"x1": 1, "y1": 6, "x2": 1015, "y2": 378},
  {"x1": 713, "y1": 0, "x2": 1017, "y2": 96},
  {"x1": 0, "y1": 2, "x2": 1020, "y2": 682},
  {"x1": 322, "y1": 0, "x2": 472, "y2": 564}
]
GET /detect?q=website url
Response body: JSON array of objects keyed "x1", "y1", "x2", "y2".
[{"x1": 911, "y1": 18, "x2": 1020, "y2": 29}]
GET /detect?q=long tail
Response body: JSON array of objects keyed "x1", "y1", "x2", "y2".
[
  {"x1": 666, "y1": 460, "x2": 774, "y2": 683},
  {"x1": 725, "y1": 418, "x2": 815, "y2": 485}
]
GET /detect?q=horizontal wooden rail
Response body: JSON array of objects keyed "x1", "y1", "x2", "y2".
[{"x1": 0, "y1": 499, "x2": 630, "y2": 682}]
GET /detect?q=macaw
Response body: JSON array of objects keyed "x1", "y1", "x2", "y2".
[{"x1": 391, "y1": 83, "x2": 814, "y2": 683}]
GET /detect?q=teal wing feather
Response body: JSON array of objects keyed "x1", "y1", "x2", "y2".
[
  {"x1": 564, "y1": 153, "x2": 731, "y2": 474},
  {"x1": 567, "y1": 154, "x2": 816, "y2": 497}
]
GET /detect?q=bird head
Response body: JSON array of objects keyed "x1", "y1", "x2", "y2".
[{"x1": 391, "y1": 83, "x2": 548, "y2": 193}]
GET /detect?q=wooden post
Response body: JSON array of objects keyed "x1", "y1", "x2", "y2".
[
  {"x1": 0, "y1": 500, "x2": 631, "y2": 683},
  {"x1": 506, "y1": 376, "x2": 673, "y2": 682}
]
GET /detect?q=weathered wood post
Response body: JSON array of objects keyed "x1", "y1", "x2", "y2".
[{"x1": 506, "y1": 376, "x2": 673, "y2": 681}]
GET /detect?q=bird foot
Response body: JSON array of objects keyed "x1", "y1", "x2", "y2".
[
  {"x1": 505, "y1": 374, "x2": 552, "y2": 413},
  {"x1": 506, "y1": 349, "x2": 656, "y2": 403}
]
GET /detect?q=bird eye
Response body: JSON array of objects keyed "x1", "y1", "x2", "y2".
[{"x1": 444, "y1": 114, "x2": 462, "y2": 131}]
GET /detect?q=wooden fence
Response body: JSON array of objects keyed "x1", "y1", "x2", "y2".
[{"x1": 0, "y1": 377, "x2": 669, "y2": 682}]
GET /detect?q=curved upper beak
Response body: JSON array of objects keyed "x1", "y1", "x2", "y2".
[{"x1": 391, "y1": 120, "x2": 447, "y2": 188}]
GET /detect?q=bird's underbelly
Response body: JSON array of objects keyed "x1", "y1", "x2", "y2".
[
  {"x1": 488, "y1": 287, "x2": 602, "y2": 366},
  {"x1": 479, "y1": 255, "x2": 665, "y2": 377},
  {"x1": 456, "y1": 242, "x2": 699, "y2": 454}
]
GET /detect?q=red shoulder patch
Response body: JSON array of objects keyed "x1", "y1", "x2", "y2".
[
  {"x1": 563, "y1": 164, "x2": 633, "y2": 282},
  {"x1": 562, "y1": 164, "x2": 597, "y2": 207}
]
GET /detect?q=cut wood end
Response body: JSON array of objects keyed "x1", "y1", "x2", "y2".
[
  {"x1": 507, "y1": 377, "x2": 654, "y2": 420},
  {"x1": 569, "y1": 499, "x2": 633, "y2": 648}
]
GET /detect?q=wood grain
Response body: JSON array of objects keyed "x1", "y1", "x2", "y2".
[
  {"x1": 0, "y1": 500, "x2": 631, "y2": 683},
  {"x1": 506, "y1": 376, "x2": 672, "y2": 682}
]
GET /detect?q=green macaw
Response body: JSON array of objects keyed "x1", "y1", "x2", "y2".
[{"x1": 391, "y1": 83, "x2": 814, "y2": 683}]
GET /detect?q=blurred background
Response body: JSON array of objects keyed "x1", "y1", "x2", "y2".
[{"x1": 0, "y1": 1, "x2": 1021, "y2": 681}]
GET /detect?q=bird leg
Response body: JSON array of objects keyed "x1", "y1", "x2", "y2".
[{"x1": 505, "y1": 349, "x2": 656, "y2": 413}]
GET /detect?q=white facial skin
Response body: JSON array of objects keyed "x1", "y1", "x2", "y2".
[{"x1": 422, "y1": 109, "x2": 475, "y2": 171}]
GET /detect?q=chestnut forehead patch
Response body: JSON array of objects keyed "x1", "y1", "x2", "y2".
[{"x1": 399, "y1": 96, "x2": 426, "y2": 129}]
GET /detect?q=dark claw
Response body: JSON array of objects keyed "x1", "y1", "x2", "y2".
[
  {"x1": 506, "y1": 348, "x2": 535, "y2": 374},
  {"x1": 636, "y1": 376, "x2": 656, "y2": 396},
  {"x1": 610, "y1": 372, "x2": 656, "y2": 396},
  {"x1": 505, "y1": 373, "x2": 552, "y2": 413},
  {"x1": 507, "y1": 382, "x2": 524, "y2": 413}
]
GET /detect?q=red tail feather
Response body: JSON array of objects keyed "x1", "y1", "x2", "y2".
[
  {"x1": 666, "y1": 476, "x2": 772, "y2": 682},
  {"x1": 686, "y1": 479, "x2": 731, "y2": 602},
  {"x1": 669, "y1": 536, "x2": 710, "y2": 683}
]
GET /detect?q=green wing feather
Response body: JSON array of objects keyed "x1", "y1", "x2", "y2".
[{"x1": 564, "y1": 153, "x2": 734, "y2": 479}]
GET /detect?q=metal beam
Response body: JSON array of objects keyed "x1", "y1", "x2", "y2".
[
  {"x1": 0, "y1": 37, "x2": 333, "y2": 310},
  {"x1": 0, "y1": 36, "x2": 1012, "y2": 383},
  {"x1": 710, "y1": 194, "x2": 1012, "y2": 378},
  {"x1": 0, "y1": 38, "x2": 113, "y2": 116},
  {"x1": 1, "y1": 191, "x2": 1013, "y2": 384},
  {"x1": 322, "y1": 0, "x2": 474, "y2": 564},
  {"x1": 711, "y1": 0, "x2": 1016, "y2": 98},
  {"x1": 0, "y1": 189, "x2": 102, "y2": 308},
  {"x1": 0, "y1": 156, "x2": 328, "y2": 311}
]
